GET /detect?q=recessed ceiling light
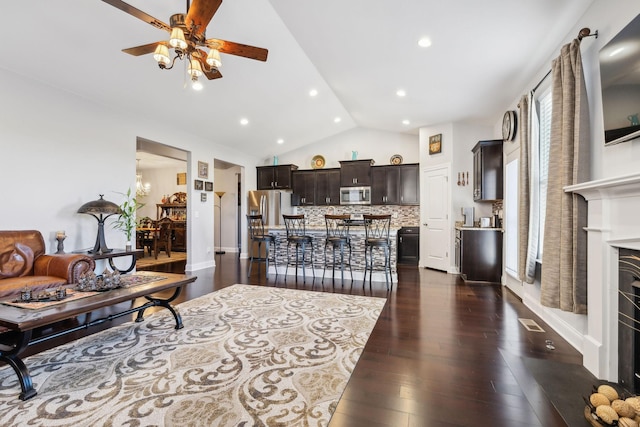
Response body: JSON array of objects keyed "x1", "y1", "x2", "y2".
[
  {"x1": 402, "y1": 119, "x2": 410, "y2": 125},
  {"x1": 396, "y1": 89, "x2": 406, "y2": 97},
  {"x1": 240, "y1": 118, "x2": 249, "y2": 126},
  {"x1": 418, "y1": 37, "x2": 432, "y2": 48},
  {"x1": 309, "y1": 89, "x2": 318, "y2": 97},
  {"x1": 334, "y1": 117, "x2": 342, "y2": 123},
  {"x1": 277, "y1": 139, "x2": 284, "y2": 144}
]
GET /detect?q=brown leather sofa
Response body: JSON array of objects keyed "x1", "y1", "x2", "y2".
[{"x1": 0, "y1": 230, "x2": 95, "y2": 298}]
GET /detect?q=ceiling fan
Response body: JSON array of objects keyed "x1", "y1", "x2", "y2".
[{"x1": 101, "y1": 0, "x2": 268, "y2": 88}]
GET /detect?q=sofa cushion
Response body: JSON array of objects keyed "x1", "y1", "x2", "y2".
[{"x1": 0, "y1": 276, "x2": 67, "y2": 298}]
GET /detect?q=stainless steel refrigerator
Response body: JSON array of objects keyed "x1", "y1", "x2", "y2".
[{"x1": 247, "y1": 190, "x2": 292, "y2": 226}]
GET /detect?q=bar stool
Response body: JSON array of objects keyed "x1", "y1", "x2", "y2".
[
  {"x1": 283, "y1": 214, "x2": 315, "y2": 282},
  {"x1": 323, "y1": 214, "x2": 353, "y2": 285},
  {"x1": 363, "y1": 214, "x2": 393, "y2": 290},
  {"x1": 246, "y1": 214, "x2": 277, "y2": 277}
]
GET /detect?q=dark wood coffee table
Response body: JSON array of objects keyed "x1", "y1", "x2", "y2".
[{"x1": 0, "y1": 271, "x2": 197, "y2": 401}]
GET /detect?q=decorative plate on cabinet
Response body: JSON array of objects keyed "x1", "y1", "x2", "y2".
[
  {"x1": 390, "y1": 154, "x2": 403, "y2": 165},
  {"x1": 311, "y1": 155, "x2": 325, "y2": 169}
]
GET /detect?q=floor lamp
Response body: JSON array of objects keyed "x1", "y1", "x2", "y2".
[{"x1": 215, "y1": 191, "x2": 226, "y2": 254}]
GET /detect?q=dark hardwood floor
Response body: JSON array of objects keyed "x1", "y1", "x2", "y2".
[{"x1": 20, "y1": 254, "x2": 595, "y2": 426}]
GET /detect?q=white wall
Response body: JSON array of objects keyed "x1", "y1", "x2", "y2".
[
  {"x1": 137, "y1": 166, "x2": 188, "y2": 220},
  {"x1": 0, "y1": 68, "x2": 261, "y2": 272},
  {"x1": 497, "y1": 2, "x2": 640, "y2": 357},
  {"x1": 276, "y1": 127, "x2": 419, "y2": 168}
]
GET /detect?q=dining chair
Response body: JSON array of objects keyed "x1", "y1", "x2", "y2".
[
  {"x1": 153, "y1": 217, "x2": 173, "y2": 259},
  {"x1": 363, "y1": 214, "x2": 393, "y2": 290},
  {"x1": 323, "y1": 214, "x2": 353, "y2": 285},
  {"x1": 247, "y1": 214, "x2": 277, "y2": 277},
  {"x1": 282, "y1": 214, "x2": 315, "y2": 283}
]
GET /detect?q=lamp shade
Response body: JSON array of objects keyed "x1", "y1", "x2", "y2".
[
  {"x1": 77, "y1": 195, "x2": 121, "y2": 254},
  {"x1": 169, "y1": 27, "x2": 187, "y2": 50},
  {"x1": 188, "y1": 58, "x2": 203, "y2": 77},
  {"x1": 153, "y1": 44, "x2": 171, "y2": 67},
  {"x1": 206, "y1": 49, "x2": 222, "y2": 68},
  {"x1": 77, "y1": 194, "x2": 120, "y2": 216}
]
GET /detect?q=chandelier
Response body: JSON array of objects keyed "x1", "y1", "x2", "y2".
[
  {"x1": 152, "y1": 14, "x2": 222, "y2": 91},
  {"x1": 136, "y1": 160, "x2": 151, "y2": 197}
]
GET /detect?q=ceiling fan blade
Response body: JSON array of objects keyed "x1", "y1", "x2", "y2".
[
  {"x1": 186, "y1": 0, "x2": 223, "y2": 37},
  {"x1": 193, "y1": 49, "x2": 223, "y2": 80},
  {"x1": 122, "y1": 42, "x2": 162, "y2": 56},
  {"x1": 205, "y1": 39, "x2": 268, "y2": 62},
  {"x1": 101, "y1": 0, "x2": 171, "y2": 32}
]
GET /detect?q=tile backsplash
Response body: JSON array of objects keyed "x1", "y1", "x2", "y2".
[{"x1": 295, "y1": 205, "x2": 420, "y2": 228}]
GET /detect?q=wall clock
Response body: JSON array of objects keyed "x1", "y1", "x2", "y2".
[{"x1": 502, "y1": 110, "x2": 517, "y2": 142}]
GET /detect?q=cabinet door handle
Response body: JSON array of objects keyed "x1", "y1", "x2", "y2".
[{"x1": 399, "y1": 236, "x2": 403, "y2": 243}]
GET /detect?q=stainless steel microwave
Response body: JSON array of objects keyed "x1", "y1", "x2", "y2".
[{"x1": 340, "y1": 186, "x2": 371, "y2": 205}]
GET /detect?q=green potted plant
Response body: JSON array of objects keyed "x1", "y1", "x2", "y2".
[{"x1": 112, "y1": 188, "x2": 144, "y2": 251}]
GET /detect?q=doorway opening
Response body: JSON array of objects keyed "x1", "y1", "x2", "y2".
[{"x1": 135, "y1": 138, "x2": 188, "y2": 273}]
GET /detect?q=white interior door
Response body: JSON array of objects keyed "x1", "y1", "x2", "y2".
[{"x1": 422, "y1": 165, "x2": 450, "y2": 271}]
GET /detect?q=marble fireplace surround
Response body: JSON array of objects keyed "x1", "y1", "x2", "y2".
[{"x1": 566, "y1": 172, "x2": 640, "y2": 382}]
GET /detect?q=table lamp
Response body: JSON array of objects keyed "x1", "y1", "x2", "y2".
[{"x1": 77, "y1": 194, "x2": 121, "y2": 254}]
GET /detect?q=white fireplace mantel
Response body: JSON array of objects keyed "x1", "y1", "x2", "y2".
[{"x1": 565, "y1": 172, "x2": 640, "y2": 381}]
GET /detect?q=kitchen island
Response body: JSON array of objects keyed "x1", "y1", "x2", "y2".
[{"x1": 266, "y1": 224, "x2": 398, "y2": 283}]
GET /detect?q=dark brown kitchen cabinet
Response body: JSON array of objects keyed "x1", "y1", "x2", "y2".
[
  {"x1": 371, "y1": 164, "x2": 420, "y2": 205},
  {"x1": 457, "y1": 228, "x2": 502, "y2": 283},
  {"x1": 257, "y1": 164, "x2": 298, "y2": 190},
  {"x1": 399, "y1": 164, "x2": 420, "y2": 205},
  {"x1": 315, "y1": 169, "x2": 341, "y2": 205},
  {"x1": 472, "y1": 140, "x2": 503, "y2": 201},
  {"x1": 339, "y1": 159, "x2": 374, "y2": 187},
  {"x1": 371, "y1": 166, "x2": 399, "y2": 205},
  {"x1": 291, "y1": 170, "x2": 316, "y2": 206}
]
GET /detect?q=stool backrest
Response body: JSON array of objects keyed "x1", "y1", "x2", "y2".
[
  {"x1": 325, "y1": 214, "x2": 351, "y2": 239},
  {"x1": 283, "y1": 214, "x2": 306, "y2": 237},
  {"x1": 363, "y1": 214, "x2": 391, "y2": 241},
  {"x1": 247, "y1": 214, "x2": 266, "y2": 239}
]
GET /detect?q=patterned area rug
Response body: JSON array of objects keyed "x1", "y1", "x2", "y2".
[{"x1": 0, "y1": 284, "x2": 385, "y2": 426}]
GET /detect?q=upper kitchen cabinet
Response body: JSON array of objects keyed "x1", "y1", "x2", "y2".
[
  {"x1": 371, "y1": 164, "x2": 420, "y2": 205},
  {"x1": 339, "y1": 159, "x2": 374, "y2": 187},
  {"x1": 472, "y1": 140, "x2": 503, "y2": 202},
  {"x1": 315, "y1": 169, "x2": 341, "y2": 206},
  {"x1": 256, "y1": 164, "x2": 298, "y2": 190},
  {"x1": 399, "y1": 164, "x2": 420, "y2": 205},
  {"x1": 291, "y1": 170, "x2": 316, "y2": 206}
]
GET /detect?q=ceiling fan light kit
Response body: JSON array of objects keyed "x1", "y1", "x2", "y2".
[{"x1": 101, "y1": 0, "x2": 268, "y2": 88}]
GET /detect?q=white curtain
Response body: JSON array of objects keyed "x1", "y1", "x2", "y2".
[
  {"x1": 540, "y1": 39, "x2": 590, "y2": 314},
  {"x1": 518, "y1": 93, "x2": 540, "y2": 284}
]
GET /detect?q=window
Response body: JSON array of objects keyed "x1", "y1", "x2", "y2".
[{"x1": 536, "y1": 87, "x2": 552, "y2": 258}]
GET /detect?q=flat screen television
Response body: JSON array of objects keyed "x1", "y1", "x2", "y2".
[{"x1": 600, "y1": 13, "x2": 640, "y2": 146}]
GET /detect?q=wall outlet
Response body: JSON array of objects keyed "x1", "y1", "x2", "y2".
[{"x1": 393, "y1": 212, "x2": 398, "y2": 219}]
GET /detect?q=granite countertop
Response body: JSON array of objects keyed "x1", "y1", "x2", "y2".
[{"x1": 455, "y1": 226, "x2": 503, "y2": 232}]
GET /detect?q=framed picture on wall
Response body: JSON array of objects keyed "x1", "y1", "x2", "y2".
[
  {"x1": 194, "y1": 179, "x2": 203, "y2": 190},
  {"x1": 205, "y1": 181, "x2": 213, "y2": 191},
  {"x1": 176, "y1": 172, "x2": 187, "y2": 185},
  {"x1": 198, "y1": 161, "x2": 209, "y2": 179},
  {"x1": 429, "y1": 134, "x2": 442, "y2": 155}
]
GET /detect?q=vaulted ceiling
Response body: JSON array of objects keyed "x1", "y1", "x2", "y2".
[{"x1": 1, "y1": 1, "x2": 595, "y2": 160}]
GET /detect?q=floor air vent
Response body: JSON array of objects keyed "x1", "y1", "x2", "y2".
[{"x1": 518, "y1": 318, "x2": 545, "y2": 333}]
